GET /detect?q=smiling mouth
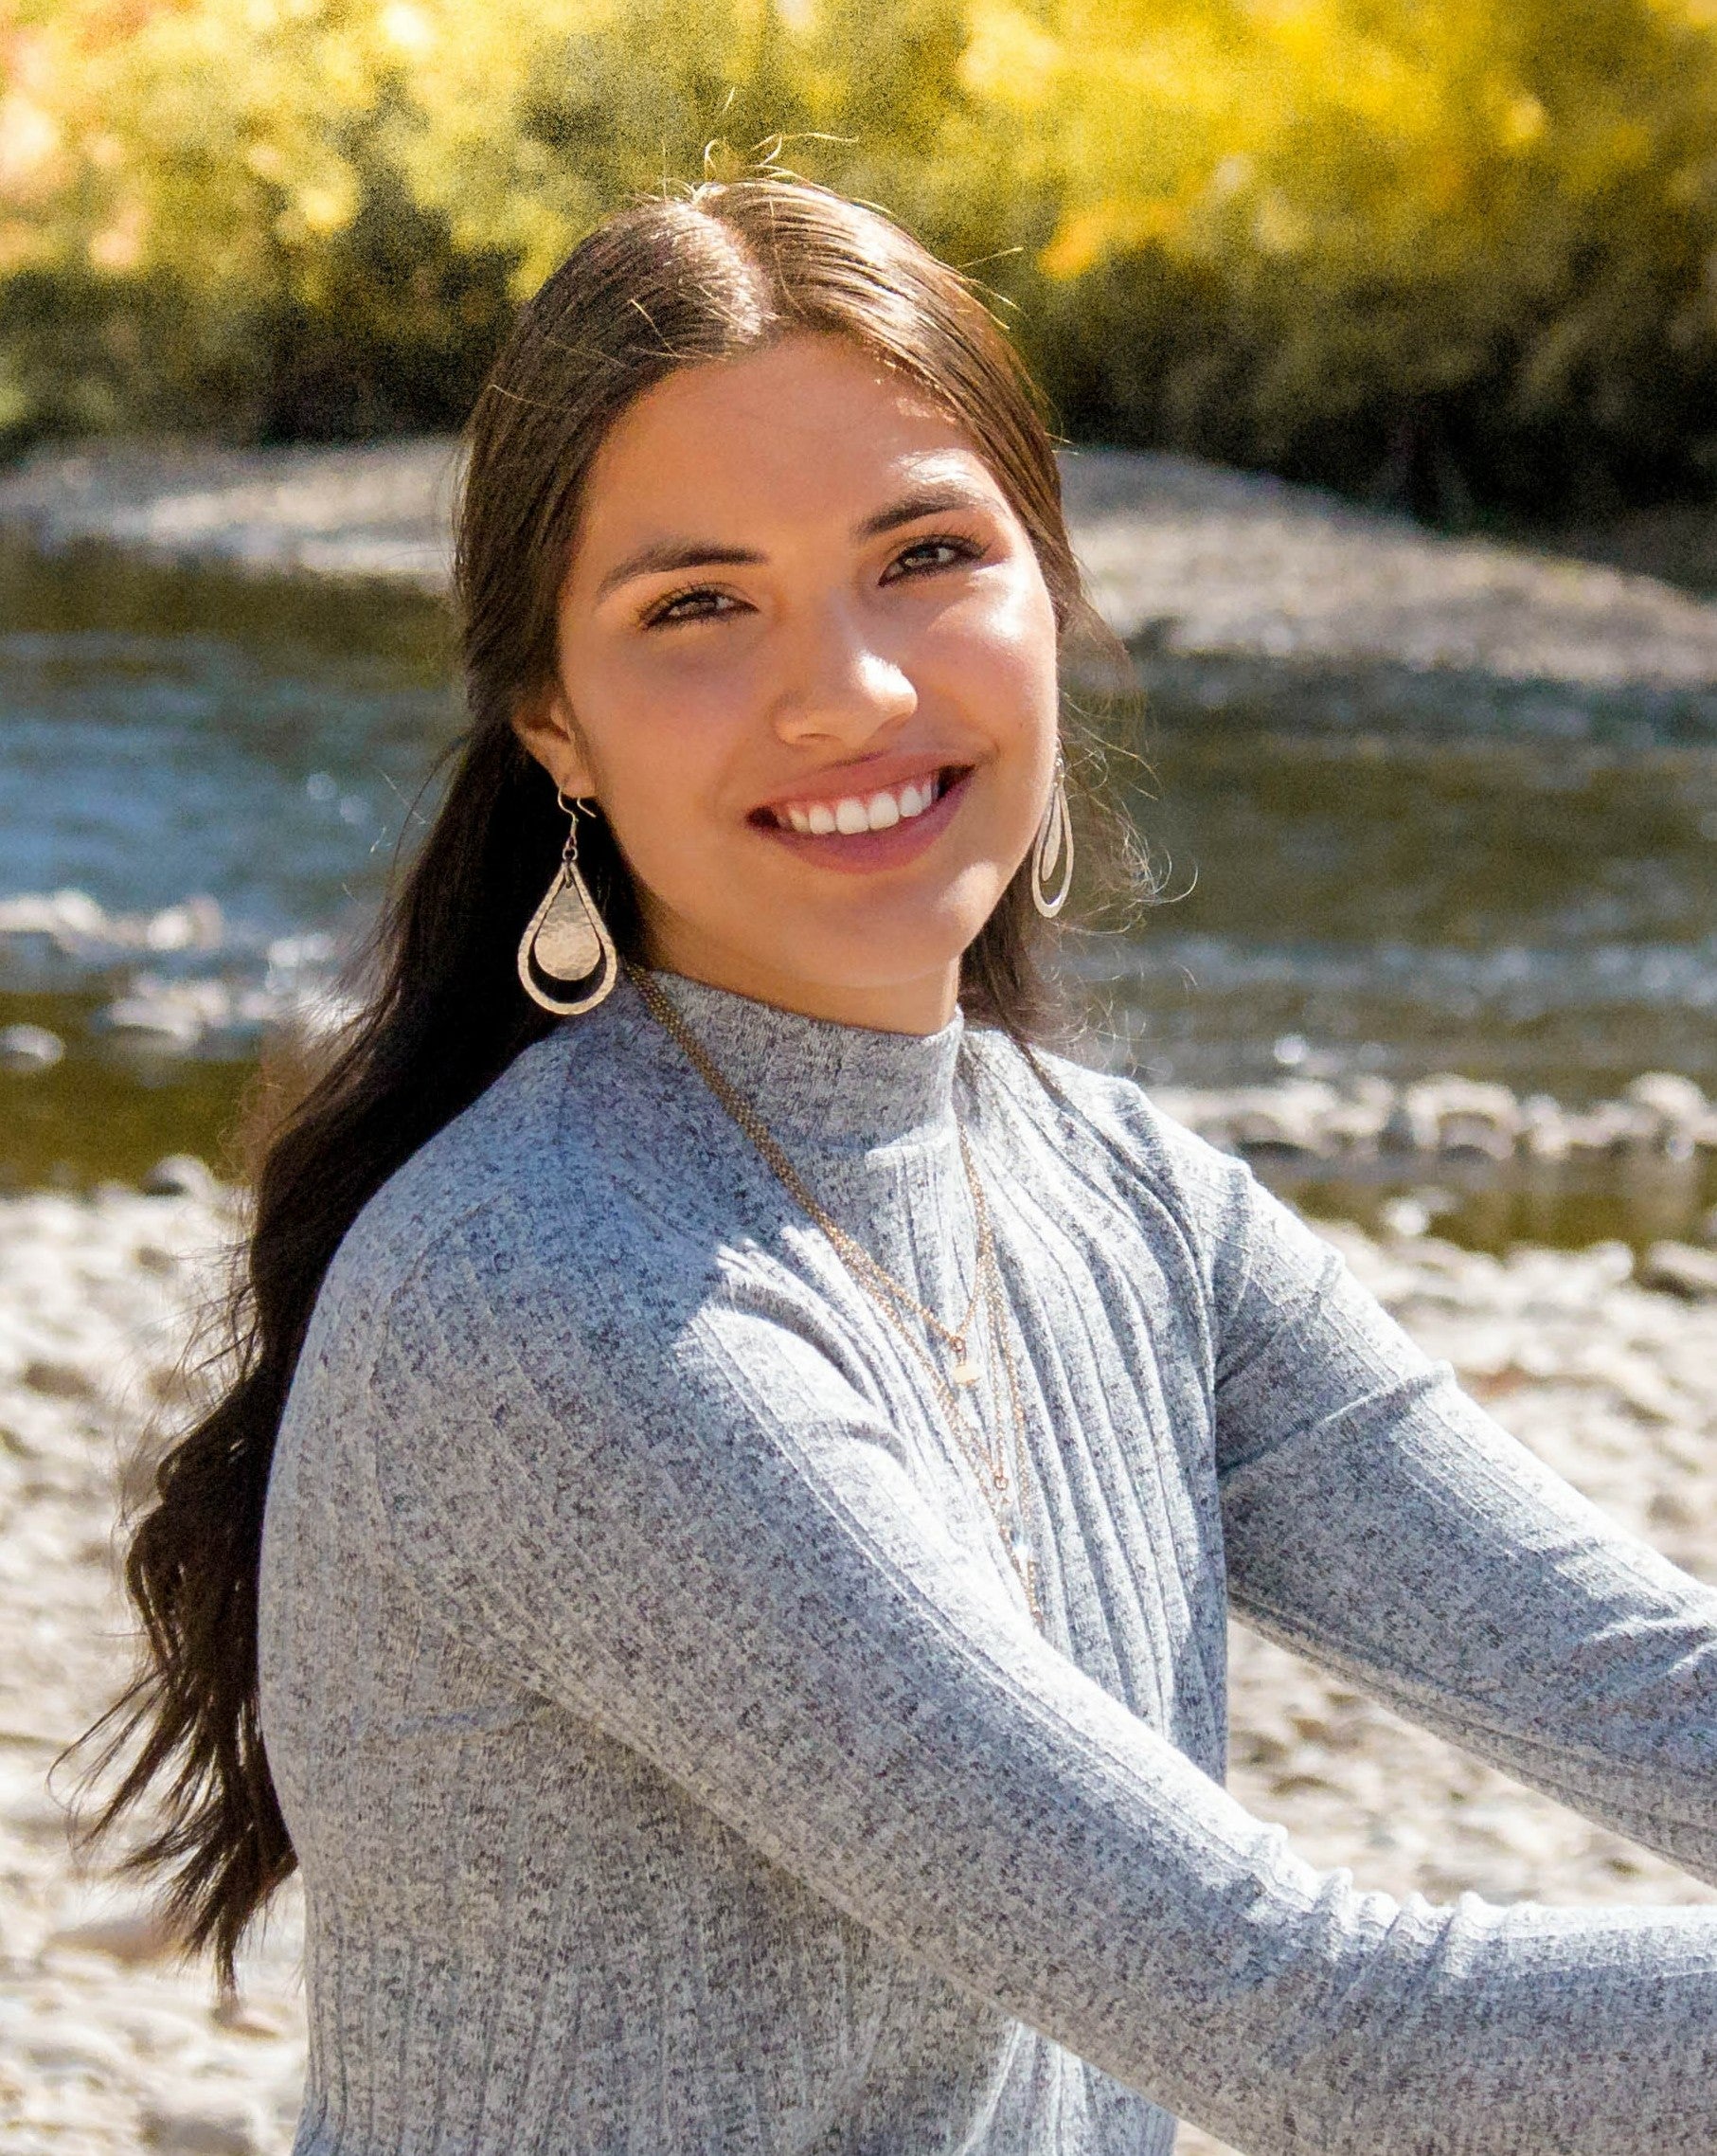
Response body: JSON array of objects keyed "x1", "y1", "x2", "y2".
[{"x1": 749, "y1": 765, "x2": 971, "y2": 836}]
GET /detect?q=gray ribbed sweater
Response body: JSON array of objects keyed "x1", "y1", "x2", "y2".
[{"x1": 258, "y1": 968, "x2": 1717, "y2": 2155}]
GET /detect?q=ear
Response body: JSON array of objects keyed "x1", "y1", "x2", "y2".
[{"x1": 512, "y1": 678, "x2": 599, "y2": 800}]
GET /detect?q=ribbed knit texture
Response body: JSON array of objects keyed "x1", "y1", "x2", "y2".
[{"x1": 258, "y1": 968, "x2": 1717, "y2": 2155}]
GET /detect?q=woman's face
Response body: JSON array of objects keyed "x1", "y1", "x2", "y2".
[{"x1": 516, "y1": 331, "x2": 1062, "y2": 1033}]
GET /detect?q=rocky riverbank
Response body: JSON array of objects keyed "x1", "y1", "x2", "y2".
[
  {"x1": 6, "y1": 438, "x2": 1717, "y2": 736},
  {"x1": 1150, "y1": 1065, "x2": 1717, "y2": 1167},
  {"x1": 1144, "y1": 1066, "x2": 1717, "y2": 1264},
  {"x1": 1, "y1": 1177, "x2": 1713, "y2": 2152},
  {"x1": 0, "y1": 1175, "x2": 306, "y2": 2154}
]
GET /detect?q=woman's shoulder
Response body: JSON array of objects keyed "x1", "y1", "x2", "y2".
[
  {"x1": 967, "y1": 1026, "x2": 1256, "y2": 1234},
  {"x1": 320, "y1": 1008, "x2": 724, "y2": 1332},
  {"x1": 965, "y1": 1029, "x2": 1342, "y2": 1345}
]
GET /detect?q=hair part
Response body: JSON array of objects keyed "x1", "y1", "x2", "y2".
[{"x1": 60, "y1": 171, "x2": 1142, "y2": 1988}]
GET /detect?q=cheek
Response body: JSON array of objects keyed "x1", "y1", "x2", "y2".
[
  {"x1": 582, "y1": 651, "x2": 752, "y2": 800},
  {"x1": 921, "y1": 580, "x2": 1060, "y2": 736},
  {"x1": 575, "y1": 669, "x2": 759, "y2": 906}
]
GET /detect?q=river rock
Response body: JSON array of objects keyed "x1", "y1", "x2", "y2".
[
  {"x1": 142, "y1": 1156, "x2": 222, "y2": 1203},
  {"x1": 45, "y1": 1909, "x2": 187, "y2": 1967},
  {"x1": 1387, "y1": 1075, "x2": 1524, "y2": 1160},
  {"x1": 0, "y1": 1024, "x2": 65, "y2": 1073},
  {"x1": 1638, "y1": 1240, "x2": 1717, "y2": 1300},
  {"x1": 1622, "y1": 1072, "x2": 1712, "y2": 1156},
  {"x1": 103, "y1": 977, "x2": 238, "y2": 1050},
  {"x1": 1221, "y1": 1081, "x2": 1343, "y2": 1157},
  {"x1": 139, "y1": 2102, "x2": 264, "y2": 2155}
]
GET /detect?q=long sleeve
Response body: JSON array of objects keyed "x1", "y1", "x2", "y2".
[
  {"x1": 1207, "y1": 1158, "x2": 1717, "y2": 1887},
  {"x1": 359, "y1": 1184, "x2": 1717, "y2": 2156}
]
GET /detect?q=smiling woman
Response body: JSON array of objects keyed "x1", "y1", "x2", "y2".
[
  {"x1": 515, "y1": 332, "x2": 1063, "y2": 1029},
  {"x1": 64, "y1": 175, "x2": 1717, "y2": 2156}
]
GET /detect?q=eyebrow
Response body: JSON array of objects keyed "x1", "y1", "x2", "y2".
[
  {"x1": 856, "y1": 481, "x2": 999, "y2": 539},
  {"x1": 592, "y1": 482, "x2": 999, "y2": 602}
]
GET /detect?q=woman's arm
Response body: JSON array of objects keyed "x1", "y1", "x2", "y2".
[
  {"x1": 360, "y1": 1195, "x2": 1717, "y2": 2156},
  {"x1": 1208, "y1": 1159, "x2": 1717, "y2": 1888}
]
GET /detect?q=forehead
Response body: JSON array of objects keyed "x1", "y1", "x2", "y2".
[{"x1": 569, "y1": 332, "x2": 1010, "y2": 566}]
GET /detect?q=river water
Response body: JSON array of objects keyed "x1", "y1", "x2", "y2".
[{"x1": 3, "y1": 536, "x2": 1715, "y2": 1249}]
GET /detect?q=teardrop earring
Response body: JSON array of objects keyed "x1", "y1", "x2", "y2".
[
  {"x1": 516, "y1": 790, "x2": 618, "y2": 1015},
  {"x1": 1030, "y1": 746, "x2": 1074, "y2": 919}
]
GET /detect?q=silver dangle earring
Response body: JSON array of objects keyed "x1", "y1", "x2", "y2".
[
  {"x1": 516, "y1": 789, "x2": 618, "y2": 1015},
  {"x1": 1030, "y1": 746, "x2": 1074, "y2": 918}
]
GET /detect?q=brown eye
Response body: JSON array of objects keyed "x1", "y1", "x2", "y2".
[
  {"x1": 643, "y1": 586, "x2": 744, "y2": 628},
  {"x1": 883, "y1": 534, "x2": 985, "y2": 583}
]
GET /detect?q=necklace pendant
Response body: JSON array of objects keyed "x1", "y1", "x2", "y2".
[
  {"x1": 1010, "y1": 1524, "x2": 1035, "y2": 1565},
  {"x1": 950, "y1": 1357, "x2": 981, "y2": 1388}
]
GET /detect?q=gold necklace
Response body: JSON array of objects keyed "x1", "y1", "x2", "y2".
[{"x1": 628, "y1": 962, "x2": 1045, "y2": 1629}]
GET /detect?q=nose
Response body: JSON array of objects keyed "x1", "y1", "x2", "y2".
[{"x1": 769, "y1": 597, "x2": 918, "y2": 750}]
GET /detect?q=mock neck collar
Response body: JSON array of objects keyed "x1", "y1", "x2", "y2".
[{"x1": 619, "y1": 966, "x2": 964, "y2": 1148}]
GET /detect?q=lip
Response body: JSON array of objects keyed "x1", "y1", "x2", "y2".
[
  {"x1": 750, "y1": 764, "x2": 975, "y2": 875},
  {"x1": 748, "y1": 750, "x2": 969, "y2": 820}
]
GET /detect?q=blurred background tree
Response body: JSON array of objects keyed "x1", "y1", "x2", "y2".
[{"x1": 3, "y1": 0, "x2": 1715, "y2": 518}]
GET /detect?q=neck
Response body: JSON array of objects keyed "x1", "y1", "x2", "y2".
[{"x1": 638, "y1": 917, "x2": 960, "y2": 1036}]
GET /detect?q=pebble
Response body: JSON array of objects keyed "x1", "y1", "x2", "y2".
[
  {"x1": 0, "y1": 1179, "x2": 1710, "y2": 2156},
  {"x1": 45, "y1": 1911, "x2": 187, "y2": 1967},
  {"x1": 141, "y1": 1156, "x2": 222, "y2": 1203},
  {"x1": 138, "y1": 2103, "x2": 263, "y2": 2155},
  {"x1": 103, "y1": 978, "x2": 243, "y2": 1050},
  {"x1": 0, "y1": 1025, "x2": 65, "y2": 1074},
  {"x1": 21, "y1": 1359, "x2": 100, "y2": 1402},
  {"x1": 1638, "y1": 1240, "x2": 1717, "y2": 1300}
]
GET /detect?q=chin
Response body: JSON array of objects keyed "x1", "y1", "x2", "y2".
[{"x1": 783, "y1": 901, "x2": 993, "y2": 990}]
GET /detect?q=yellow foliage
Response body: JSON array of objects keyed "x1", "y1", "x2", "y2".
[
  {"x1": 3, "y1": 0, "x2": 1716, "y2": 507},
  {"x1": 1039, "y1": 199, "x2": 1178, "y2": 280},
  {"x1": 957, "y1": 0, "x2": 1060, "y2": 108},
  {"x1": 8, "y1": 0, "x2": 1711, "y2": 315}
]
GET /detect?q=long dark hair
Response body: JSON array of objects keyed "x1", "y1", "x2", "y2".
[{"x1": 62, "y1": 172, "x2": 1137, "y2": 1992}]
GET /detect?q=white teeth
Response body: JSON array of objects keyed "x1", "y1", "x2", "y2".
[{"x1": 773, "y1": 773, "x2": 946, "y2": 835}]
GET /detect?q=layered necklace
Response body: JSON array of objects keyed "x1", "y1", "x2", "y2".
[{"x1": 628, "y1": 962, "x2": 1046, "y2": 1632}]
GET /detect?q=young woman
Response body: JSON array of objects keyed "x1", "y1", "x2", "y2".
[{"x1": 79, "y1": 177, "x2": 1715, "y2": 2155}]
